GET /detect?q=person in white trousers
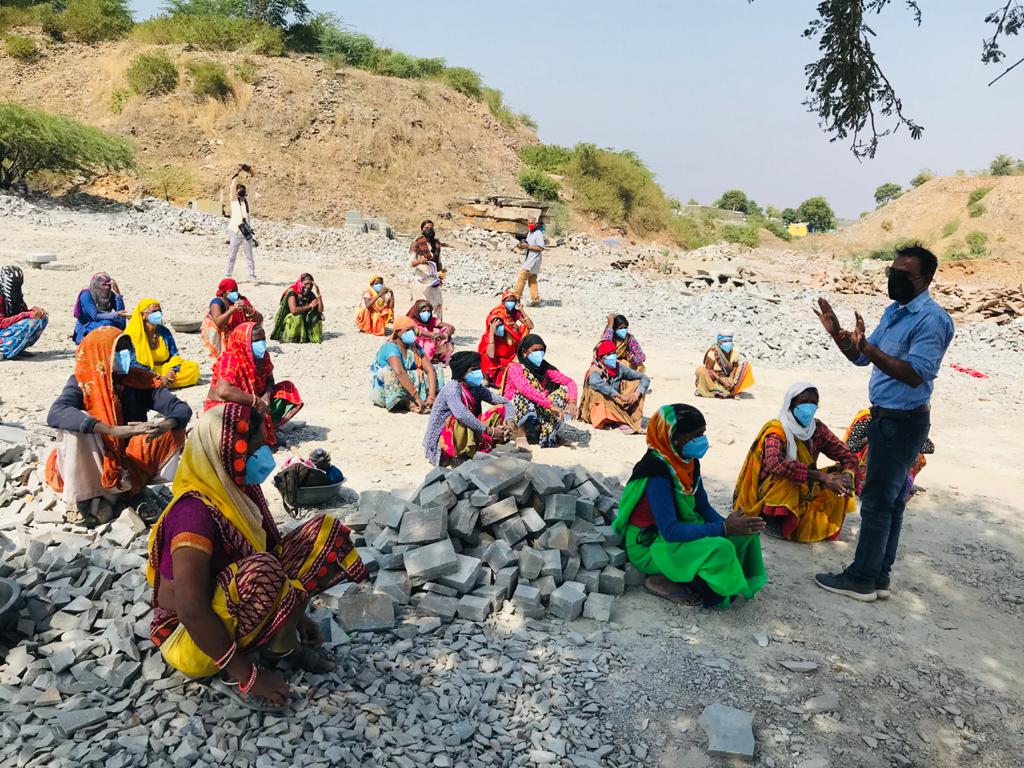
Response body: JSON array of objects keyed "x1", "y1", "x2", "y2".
[{"x1": 226, "y1": 164, "x2": 257, "y2": 282}]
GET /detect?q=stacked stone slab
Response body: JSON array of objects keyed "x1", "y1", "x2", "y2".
[{"x1": 342, "y1": 451, "x2": 626, "y2": 626}]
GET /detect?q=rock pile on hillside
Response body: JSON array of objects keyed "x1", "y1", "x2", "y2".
[{"x1": 329, "y1": 451, "x2": 633, "y2": 632}]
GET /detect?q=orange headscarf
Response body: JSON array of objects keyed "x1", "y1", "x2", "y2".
[
  {"x1": 75, "y1": 326, "x2": 159, "y2": 490},
  {"x1": 211, "y1": 321, "x2": 269, "y2": 395},
  {"x1": 485, "y1": 291, "x2": 525, "y2": 342},
  {"x1": 643, "y1": 405, "x2": 697, "y2": 494}
]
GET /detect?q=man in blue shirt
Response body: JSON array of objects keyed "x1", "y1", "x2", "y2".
[{"x1": 812, "y1": 246, "x2": 954, "y2": 602}]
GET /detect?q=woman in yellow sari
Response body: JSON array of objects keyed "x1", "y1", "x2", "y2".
[
  {"x1": 733, "y1": 382, "x2": 858, "y2": 543},
  {"x1": 126, "y1": 298, "x2": 201, "y2": 388},
  {"x1": 695, "y1": 332, "x2": 754, "y2": 398},
  {"x1": 147, "y1": 403, "x2": 366, "y2": 707},
  {"x1": 355, "y1": 276, "x2": 394, "y2": 336}
]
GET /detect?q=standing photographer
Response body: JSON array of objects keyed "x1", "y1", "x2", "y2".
[{"x1": 225, "y1": 164, "x2": 258, "y2": 283}]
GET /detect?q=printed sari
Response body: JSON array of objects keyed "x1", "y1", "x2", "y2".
[
  {"x1": 126, "y1": 298, "x2": 201, "y2": 388},
  {"x1": 355, "y1": 276, "x2": 394, "y2": 336},
  {"x1": 478, "y1": 291, "x2": 529, "y2": 388},
  {"x1": 695, "y1": 345, "x2": 754, "y2": 398},
  {"x1": 146, "y1": 404, "x2": 366, "y2": 677},
  {"x1": 271, "y1": 278, "x2": 323, "y2": 344}
]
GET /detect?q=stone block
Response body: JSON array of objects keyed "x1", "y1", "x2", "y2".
[
  {"x1": 469, "y1": 491, "x2": 499, "y2": 507},
  {"x1": 527, "y1": 463, "x2": 565, "y2": 495},
  {"x1": 418, "y1": 594, "x2": 459, "y2": 621},
  {"x1": 624, "y1": 562, "x2": 646, "y2": 586},
  {"x1": 494, "y1": 516, "x2": 528, "y2": 546},
  {"x1": 519, "y1": 506, "x2": 546, "y2": 535},
  {"x1": 56, "y1": 707, "x2": 108, "y2": 736},
  {"x1": 371, "y1": 527, "x2": 399, "y2": 553},
  {"x1": 544, "y1": 494, "x2": 577, "y2": 523},
  {"x1": 484, "y1": 539, "x2": 517, "y2": 571},
  {"x1": 456, "y1": 594, "x2": 492, "y2": 622},
  {"x1": 373, "y1": 569, "x2": 411, "y2": 605},
  {"x1": 447, "y1": 500, "x2": 479, "y2": 540},
  {"x1": 518, "y1": 546, "x2": 543, "y2": 580},
  {"x1": 698, "y1": 704, "x2": 755, "y2": 760},
  {"x1": 577, "y1": 569, "x2": 600, "y2": 593},
  {"x1": 563, "y1": 554, "x2": 581, "y2": 581},
  {"x1": 595, "y1": 495, "x2": 616, "y2": 515},
  {"x1": 549, "y1": 583, "x2": 586, "y2": 621},
  {"x1": 583, "y1": 592, "x2": 615, "y2": 622},
  {"x1": 319, "y1": 581, "x2": 359, "y2": 609},
  {"x1": 467, "y1": 456, "x2": 527, "y2": 495},
  {"x1": 574, "y1": 497, "x2": 595, "y2": 521},
  {"x1": 534, "y1": 575, "x2": 557, "y2": 598},
  {"x1": 579, "y1": 543, "x2": 610, "y2": 571},
  {"x1": 422, "y1": 582, "x2": 459, "y2": 597},
  {"x1": 378, "y1": 552, "x2": 405, "y2": 570},
  {"x1": 503, "y1": 476, "x2": 533, "y2": 505},
  {"x1": 596, "y1": 524, "x2": 623, "y2": 546},
  {"x1": 398, "y1": 507, "x2": 449, "y2": 545},
  {"x1": 479, "y1": 497, "x2": 518, "y2": 527},
  {"x1": 418, "y1": 481, "x2": 457, "y2": 510},
  {"x1": 512, "y1": 583, "x2": 541, "y2": 609},
  {"x1": 604, "y1": 546, "x2": 626, "y2": 567},
  {"x1": 359, "y1": 490, "x2": 408, "y2": 529},
  {"x1": 495, "y1": 566, "x2": 518, "y2": 599},
  {"x1": 546, "y1": 523, "x2": 579, "y2": 554},
  {"x1": 472, "y1": 584, "x2": 506, "y2": 612},
  {"x1": 435, "y1": 555, "x2": 482, "y2": 595},
  {"x1": 403, "y1": 539, "x2": 459, "y2": 585},
  {"x1": 540, "y1": 549, "x2": 562, "y2": 582},
  {"x1": 335, "y1": 593, "x2": 396, "y2": 632},
  {"x1": 576, "y1": 480, "x2": 601, "y2": 501},
  {"x1": 599, "y1": 565, "x2": 625, "y2": 595},
  {"x1": 446, "y1": 471, "x2": 471, "y2": 496}
]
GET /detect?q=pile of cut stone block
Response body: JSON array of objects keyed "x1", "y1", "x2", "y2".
[{"x1": 325, "y1": 451, "x2": 641, "y2": 631}]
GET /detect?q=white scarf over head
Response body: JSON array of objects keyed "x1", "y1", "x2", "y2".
[{"x1": 778, "y1": 381, "x2": 817, "y2": 461}]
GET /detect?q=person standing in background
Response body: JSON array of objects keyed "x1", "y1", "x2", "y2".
[
  {"x1": 410, "y1": 219, "x2": 447, "y2": 321},
  {"x1": 514, "y1": 218, "x2": 546, "y2": 308},
  {"x1": 812, "y1": 245, "x2": 953, "y2": 602},
  {"x1": 226, "y1": 164, "x2": 257, "y2": 283}
]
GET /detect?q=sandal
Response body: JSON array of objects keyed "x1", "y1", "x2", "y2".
[
  {"x1": 644, "y1": 575, "x2": 700, "y2": 606},
  {"x1": 264, "y1": 644, "x2": 335, "y2": 674},
  {"x1": 209, "y1": 677, "x2": 287, "y2": 713},
  {"x1": 761, "y1": 519, "x2": 787, "y2": 540}
]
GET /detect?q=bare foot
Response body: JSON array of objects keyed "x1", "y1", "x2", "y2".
[{"x1": 644, "y1": 575, "x2": 700, "y2": 606}]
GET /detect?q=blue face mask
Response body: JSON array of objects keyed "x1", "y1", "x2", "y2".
[
  {"x1": 115, "y1": 349, "x2": 133, "y2": 375},
  {"x1": 244, "y1": 445, "x2": 275, "y2": 485},
  {"x1": 418, "y1": 310, "x2": 432, "y2": 323},
  {"x1": 251, "y1": 340, "x2": 267, "y2": 359},
  {"x1": 526, "y1": 350, "x2": 545, "y2": 367},
  {"x1": 719, "y1": 341, "x2": 734, "y2": 354},
  {"x1": 401, "y1": 329, "x2": 417, "y2": 346},
  {"x1": 464, "y1": 369, "x2": 484, "y2": 386},
  {"x1": 603, "y1": 354, "x2": 619, "y2": 369},
  {"x1": 494, "y1": 324, "x2": 506, "y2": 337},
  {"x1": 504, "y1": 300, "x2": 517, "y2": 311},
  {"x1": 615, "y1": 327, "x2": 628, "y2": 340},
  {"x1": 680, "y1": 435, "x2": 710, "y2": 460},
  {"x1": 146, "y1": 311, "x2": 163, "y2": 326},
  {"x1": 226, "y1": 291, "x2": 240, "y2": 303},
  {"x1": 793, "y1": 403, "x2": 818, "y2": 427},
  {"x1": 372, "y1": 283, "x2": 383, "y2": 294}
]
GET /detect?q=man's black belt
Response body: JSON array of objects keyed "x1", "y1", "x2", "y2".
[{"x1": 870, "y1": 403, "x2": 930, "y2": 419}]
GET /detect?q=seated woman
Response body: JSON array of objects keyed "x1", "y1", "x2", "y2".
[
  {"x1": 611, "y1": 404, "x2": 766, "y2": 607},
  {"x1": 45, "y1": 326, "x2": 191, "y2": 526},
  {"x1": 0, "y1": 266, "x2": 48, "y2": 361},
  {"x1": 478, "y1": 291, "x2": 533, "y2": 388},
  {"x1": 845, "y1": 408, "x2": 934, "y2": 504},
  {"x1": 271, "y1": 273, "x2": 323, "y2": 344},
  {"x1": 577, "y1": 341, "x2": 650, "y2": 434},
  {"x1": 370, "y1": 317, "x2": 441, "y2": 413},
  {"x1": 126, "y1": 298, "x2": 201, "y2": 389},
  {"x1": 201, "y1": 278, "x2": 262, "y2": 358},
  {"x1": 695, "y1": 332, "x2": 754, "y2": 398},
  {"x1": 423, "y1": 351, "x2": 510, "y2": 466},
  {"x1": 733, "y1": 383, "x2": 858, "y2": 543},
  {"x1": 73, "y1": 272, "x2": 128, "y2": 344},
  {"x1": 407, "y1": 299, "x2": 454, "y2": 364},
  {"x1": 147, "y1": 404, "x2": 367, "y2": 706},
  {"x1": 601, "y1": 313, "x2": 646, "y2": 372},
  {"x1": 355, "y1": 276, "x2": 394, "y2": 336},
  {"x1": 205, "y1": 322, "x2": 303, "y2": 448},
  {"x1": 502, "y1": 334, "x2": 578, "y2": 449}
]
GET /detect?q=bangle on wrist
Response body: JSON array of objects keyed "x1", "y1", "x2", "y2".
[
  {"x1": 239, "y1": 663, "x2": 258, "y2": 693},
  {"x1": 214, "y1": 642, "x2": 237, "y2": 670}
]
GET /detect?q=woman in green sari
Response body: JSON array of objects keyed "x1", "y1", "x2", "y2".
[
  {"x1": 612, "y1": 404, "x2": 767, "y2": 607},
  {"x1": 270, "y1": 273, "x2": 323, "y2": 344}
]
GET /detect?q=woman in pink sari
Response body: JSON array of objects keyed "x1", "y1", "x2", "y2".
[{"x1": 407, "y1": 299, "x2": 454, "y2": 364}]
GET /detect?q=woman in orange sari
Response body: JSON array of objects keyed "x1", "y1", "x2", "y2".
[
  {"x1": 45, "y1": 326, "x2": 191, "y2": 525},
  {"x1": 355, "y1": 276, "x2": 394, "y2": 336},
  {"x1": 695, "y1": 332, "x2": 754, "y2": 398},
  {"x1": 200, "y1": 278, "x2": 262, "y2": 359},
  {"x1": 477, "y1": 290, "x2": 533, "y2": 388},
  {"x1": 205, "y1": 322, "x2": 302, "y2": 448}
]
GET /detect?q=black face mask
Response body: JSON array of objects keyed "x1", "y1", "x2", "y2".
[
  {"x1": 887, "y1": 269, "x2": 917, "y2": 305},
  {"x1": 423, "y1": 227, "x2": 435, "y2": 239}
]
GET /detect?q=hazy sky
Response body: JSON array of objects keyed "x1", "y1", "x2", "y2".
[{"x1": 131, "y1": 1, "x2": 1021, "y2": 216}]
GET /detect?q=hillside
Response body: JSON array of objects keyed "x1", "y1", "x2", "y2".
[
  {"x1": 0, "y1": 38, "x2": 536, "y2": 229},
  {"x1": 814, "y1": 175, "x2": 1024, "y2": 262}
]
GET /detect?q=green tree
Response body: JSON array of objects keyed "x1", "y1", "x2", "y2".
[
  {"x1": 765, "y1": 204, "x2": 782, "y2": 219},
  {"x1": 874, "y1": 182, "x2": 902, "y2": 206},
  {"x1": 714, "y1": 188, "x2": 756, "y2": 214},
  {"x1": 797, "y1": 196, "x2": 835, "y2": 232},
  {"x1": 0, "y1": 102, "x2": 135, "y2": 190},
  {"x1": 909, "y1": 169, "x2": 933, "y2": 187},
  {"x1": 781, "y1": 207, "x2": 799, "y2": 225},
  {"x1": 518, "y1": 168, "x2": 559, "y2": 202},
  {"x1": 126, "y1": 52, "x2": 179, "y2": 96},
  {"x1": 989, "y1": 153, "x2": 1019, "y2": 176},
  {"x1": 164, "y1": 0, "x2": 309, "y2": 28},
  {"x1": 62, "y1": 0, "x2": 133, "y2": 42}
]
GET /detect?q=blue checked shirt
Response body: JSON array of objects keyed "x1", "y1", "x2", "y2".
[{"x1": 856, "y1": 291, "x2": 954, "y2": 410}]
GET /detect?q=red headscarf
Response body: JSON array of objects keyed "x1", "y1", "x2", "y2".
[
  {"x1": 597, "y1": 339, "x2": 618, "y2": 374},
  {"x1": 218, "y1": 278, "x2": 239, "y2": 296},
  {"x1": 284, "y1": 273, "x2": 313, "y2": 300},
  {"x1": 210, "y1": 321, "x2": 270, "y2": 395}
]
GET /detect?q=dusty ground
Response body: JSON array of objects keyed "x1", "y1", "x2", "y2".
[{"x1": 1, "y1": 206, "x2": 1022, "y2": 767}]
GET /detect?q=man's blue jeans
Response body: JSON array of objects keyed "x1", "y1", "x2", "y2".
[{"x1": 848, "y1": 407, "x2": 931, "y2": 583}]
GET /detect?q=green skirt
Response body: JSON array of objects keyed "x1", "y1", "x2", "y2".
[
  {"x1": 623, "y1": 524, "x2": 766, "y2": 606},
  {"x1": 272, "y1": 310, "x2": 323, "y2": 344}
]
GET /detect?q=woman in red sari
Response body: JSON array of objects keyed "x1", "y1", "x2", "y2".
[
  {"x1": 477, "y1": 290, "x2": 534, "y2": 388},
  {"x1": 205, "y1": 322, "x2": 302, "y2": 447}
]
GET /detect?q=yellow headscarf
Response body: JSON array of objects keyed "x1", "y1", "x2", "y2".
[
  {"x1": 125, "y1": 297, "x2": 162, "y2": 371},
  {"x1": 146, "y1": 404, "x2": 269, "y2": 587}
]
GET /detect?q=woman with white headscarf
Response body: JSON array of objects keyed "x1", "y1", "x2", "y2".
[
  {"x1": 731, "y1": 382, "x2": 859, "y2": 542},
  {"x1": 694, "y1": 331, "x2": 754, "y2": 398}
]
